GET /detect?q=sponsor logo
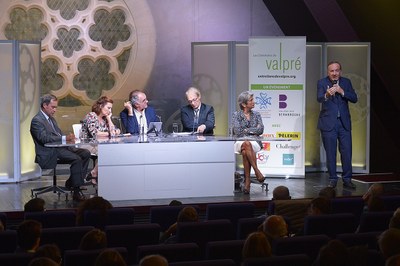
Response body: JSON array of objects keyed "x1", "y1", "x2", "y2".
[
  {"x1": 276, "y1": 132, "x2": 301, "y2": 140},
  {"x1": 282, "y1": 154, "x2": 294, "y2": 165},
  {"x1": 279, "y1": 94, "x2": 287, "y2": 109},
  {"x1": 257, "y1": 152, "x2": 269, "y2": 164},
  {"x1": 262, "y1": 142, "x2": 270, "y2": 151},
  {"x1": 275, "y1": 143, "x2": 301, "y2": 150},
  {"x1": 255, "y1": 92, "x2": 272, "y2": 109},
  {"x1": 263, "y1": 133, "x2": 275, "y2": 138}
]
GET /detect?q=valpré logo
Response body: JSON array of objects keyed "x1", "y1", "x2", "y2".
[
  {"x1": 279, "y1": 94, "x2": 287, "y2": 109},
  {"x1": 282, "y1": 154, "x2": 294, "y2": 165}
]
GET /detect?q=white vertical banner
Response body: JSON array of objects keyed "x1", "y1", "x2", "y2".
[{"x1": 249, "y1": 37, "x2": 306, "y2": 177}]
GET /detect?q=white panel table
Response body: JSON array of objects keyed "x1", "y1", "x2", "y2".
[{"x1": 97, "y1": 136, "x2": 235, "y2": 201}]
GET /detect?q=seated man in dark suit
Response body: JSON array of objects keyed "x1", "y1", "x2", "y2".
[
  {"x1": 180, "y1": 87, "x2": 215, "y2": 134},
  {"x1": 120, "y1": 90, "x2": 159, "y2": 134},
  {"x1": 30, "y1": 94, "x2": 90, "y2": 201}
]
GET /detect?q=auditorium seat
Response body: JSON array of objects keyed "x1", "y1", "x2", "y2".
[
  {"x1": 105, "y1": 223, "x2": 160, "y2": 264},
  {"x1": 357, "y1": 211, "x2": 394, "y2": 233},
  {"x1": 0, "y1": 252, "x2": 34, "y2": 266},
  {"x1": 149, "y1": 205, "x2": 199, "y2": 232},
  {"x1": 169, "y1": 259, "x2": 236, "y2": 266},
  {"x1": 205, "y1": 202, "x2": 255, "y2": 228},
  {"x1": 0, "y1": 230, "x2": 17, "y2": 253},
  {"x1": 242, "y1": 254, "x2": 310, "y2": 266},
  {"x1": 271, "y1": 234, "x2": 330, "y2": 261},
  {"x1": 205, "y1": 239, "x2": 245, "y2": 265},
  {"x1": 24, "y1": 210, "x2": 76, "y2": 228},
  {"x1": 336, "y1": 231, "x2": 381, "y2": 250},
  {"x1": 137, "y1": 243, "x2": 201, "y2": 263},
  {"x1": 236, "y1": 217, "x2": 264, "y2": 239},
  {"x1": 381, "y1": 195, "x2": 400, "y2": 211},
  {"x1": 330, "y1": 197, "x2": 365, "y2": 220},
  {"x1": 63, "y1": 247, "x2": 128, "y2": 266},
  {"x1": 176, "y1": 219, "x2": 235, "y2": 258},
  {"x1": 83, "y1": 207, "x2": 135, "y2": 229},
  {"x1": 303, "y1": 213, "x2": 358, "y2": 238},
  {"x1": 40, "y1": 226, "x2": 94, "y2": 255}
]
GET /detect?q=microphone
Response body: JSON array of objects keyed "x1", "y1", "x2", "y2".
[
  {"x1": 139, "y1": 115, "x2": 144, "y2": 135},
  {"x1": 156, "y1": 115, "x2": 162, "y2": 122}
]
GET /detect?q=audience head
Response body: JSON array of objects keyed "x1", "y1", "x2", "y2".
[
  {"x1": 177, "y1": 206, "x2": 199, "y2": 223},
  {"x1": 76, "y1": 196, "x2": 113, "y2": 226},
  {"x1": 0, "y1": 220, "x2": 4, "y2": 232},
  {"x1": 17, "y1": 219, "x2": 42, "y2": 252},
  {"x1": 315, "y1": 239, "x2": 351, "y2": 266},
  {"x1": 185, "y1": 87, "x2": 202, "y2": 109},
  {"x1": 40, "y1": 94, "x2": 58, "y2": 117},
  {"x1": 94, "y1": 248, "x2": 127, "y2": 266},
  {"x1": 367, "y1": 195, "x2": 385, "y2": 212},
  {"x1": 389, "y1": 208, "x2": 400, "y2": 230},
  {"x1": 262, "y1": 215, "x2": 288, "y2": 240},
  {"x1": 378, "y1": 228, "x2": 400, "y2": 259},
  {"x1": 79, "y1": 228, "x2": 107, "y2": 250},
  {"x1": 130, "y1": 90, "x2": 148, "y2": 112},
  {"x1": 29, "y1": 257, "x2": 59, "y2": 266},
  {"x1": 92, "y1": 96, "x2": 114, "y2": 116},
  {"x1": 318, "y1": 187, "x2": 336, "y2": 200},
  {"x1": 308, "y1": 197, "x2": 331, "y2": 215},
  {"x1": 237, "y1": 91, "x2": 254, "y2": 110},
  {"x1": 242, "y1": 231, "x2": 272, "y2": 260},
  {"x1": 362, "y1": 183, "x2": 384, "y2": 202},
  {"x1": 34, "y1": 244, "x2": 62, "y2": 265},
  {"x1": 272, "y1": 186, "x2": 291, "y2": 200},
  {"x1": 386, "y1": 254, "x2": 400, "y2": 266},
  {"x1": 24, "y1": 198, "x2": 46, "y2": 212},
  {"x1": 168, "y1": 200, "x2": 182, "y2": 206},
  {"x1": 139, "y1": 254, "x2": 169, "y2": 266}
]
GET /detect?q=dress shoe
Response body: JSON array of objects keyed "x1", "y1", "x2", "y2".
[
  {"x1": 328, "y1": 180, "x2": 337, "y2": 188},
  {"x1": 72, "y1": 191, "x2": 86, "y2": 202},
  {"x1": 65, "y1": 179, "x2": 72, "y2": 189},
  {"x1": 343, "y1": 180, "x2": 356, "y2": 189}
]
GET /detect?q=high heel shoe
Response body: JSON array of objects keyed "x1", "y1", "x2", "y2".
[
  {"x1": 85, "y1": 173, "x2": 98, "y2": 185},
  {"x1": 240, "y1": 182, "x2": 250, "y2": 194},
  {"x1": 256, "y1": 175, "x2": 266, "y2": 183}
]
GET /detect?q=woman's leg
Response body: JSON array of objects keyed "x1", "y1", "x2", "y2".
[{"x1": 241, "y1": 141, "x2": 265, "y2": 183}]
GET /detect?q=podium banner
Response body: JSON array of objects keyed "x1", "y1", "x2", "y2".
[{"x1": 249, "y1": 37, "x2": 306, "y2": 177}]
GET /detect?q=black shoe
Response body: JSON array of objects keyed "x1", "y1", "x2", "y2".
[
  {"x1": 328, "y1": 180, "x2": 337, "y2": 188},
  {"x1": 343, "y1": 180, "x2": 356, "y2": 189},
  {"x1": 72, "y1": 190, "x2": 86, "y2": 202},
  {"x1": 65, "y1": 179, "x2": 73, "y2": 189}
]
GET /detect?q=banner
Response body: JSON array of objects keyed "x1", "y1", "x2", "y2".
[{"x1": 249, "y1": 37, "x2": 306, "y2": 177}]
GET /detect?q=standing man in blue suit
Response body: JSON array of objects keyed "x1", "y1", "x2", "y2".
[
  {"x1": 317, "y1": 61, "x2": 358, "y2": 189},
  {"x1": 181, "y1": 87, "x2": 215, "y2": 135},
  {"x1": 120, "y1": 90, "x2": 159, "y2": 134}
]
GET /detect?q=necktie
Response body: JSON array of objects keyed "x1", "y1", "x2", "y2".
[
  {"x1": 48, "y1": 118, "x2": 61, "y2": 136},
  {"x1": 194, "y1": 109, "x2": 199, "y2": 124}
]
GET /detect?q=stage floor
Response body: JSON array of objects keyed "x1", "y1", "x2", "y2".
[{"x1": 3, "y1": 171, "x2": 400, "y2": 213}]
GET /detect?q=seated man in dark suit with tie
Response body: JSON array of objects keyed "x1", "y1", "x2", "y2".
[
  {"x1": 120, "y1": 90, "x2": 159, "y2": 134},
  {"x1": 30, "y1": 94, "x2": 91, "y2": 201},
  {"x1": 180, "y1": 87, "x2": 215, "y2": 134}
]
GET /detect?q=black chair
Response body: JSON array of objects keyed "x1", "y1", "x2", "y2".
[
  {"x1": 206, "y1": 203, "x2": 255, "y2": 229},
  {"x1": 205, "y1": 239, "x2": 245, "y2": 265},
  {"x1": 149, "y1": 205, "x2": 199, "y2": 232},
  {"x1": 357, "y1": 211, "x2": 394, "y2": 233},
  {"x1": 24, "y1": 210, "x2": 76, "y2": 228},
  {"x1": 137, "y1": 243, "x2": 201, "y2": 263},
  {"x1": 0, "y1": 252, "x2": 34, "y2": 266},
  {"x1": 83, "y1": 208, "x2": 135, "y2": 229},
  {"x1": 236, "y1": 217, "x2": 264, "y2": 240},
  {"x1": 63, "y1": 247, "x2": 128, "y2": 266},
  {"x1": 242, "y1": 254, "x2": 310, "y2": 266},
  {"x1": 105, "y1": 223, "x2": 161, "y2": 264},
  {"x1": 31, "y1": 160, "x2": 71, "y2": 200},
  {"x1": 330, "y1": 197, "x2": 365, "y2": 220},
  {"x1": 303, "y1": 213, "x2": 358, "y2": 238},
  {"x1": 336, "y1": 231, "x2": 381, "y2": 250},
  {"x1": 381, "y1": 195, "x2": 400, "y2": 211},
  {"x1": 169, "y1": 259, "x2": 236, "y2": 266},
  {"x1": 0, "y1": 230, "x2": 17, "y2": 253}
]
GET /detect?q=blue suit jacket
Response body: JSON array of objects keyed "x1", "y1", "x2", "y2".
[
  {"x1": 180, "y1": 103, "x2": 215, "y2": 135},
  {"x1": 120, "y1": 106, "x2": 158, "y2": 134},
  {"x1": 317, "y1": 76, "x2": 358, "y2": 131}
]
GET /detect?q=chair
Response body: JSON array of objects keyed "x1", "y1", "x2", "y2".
[
  {"x1": 0, "y1": 230, "x2": 17, "y2": 253},
  {"x1": 63, "y1": 247, "x2": 128, "y2": 266},
  {"x1": 206, "y1": 203, "x2": 255, "y2": 229},
  {"x1": 357, "y1": 211, "x2": 394, "y2": 233},
  {"x1": 40, "y1": 226, "x2": 94, "y2": 255},
  {"x1": 30, "y1": 159, "x2": 71, "y2": 200},
  {"x1": 330, "y1": 197, "x2": 365, "y2": 220},
  {"x1": 137, "y1": 243, "x2": 201, "y2": 263},
  {"x1": 303, "y1": 213, "x2": 358, "y2": 238},
  {"x1": 205, "y1": 239, "x2": 245, "y2": 265},
  {"x1": 105, "y1": 223, "x2": 161, "y2": 264},
  {"x1": 83, "y1": 208, "x2": 135, "y2": 229},
  {"x1": 242, "y1": 254, "x2": 310, "y2": 266},
  {"x1": 271, "y1": 234, "x2": 330, "y2": 262},
  {"x1": 381, "y1": 195, "x2": 400, "y2": 211},
  {"x1": 0, "y1": 252, "x2": 34, "y2": 266},
  {"x1": 336, "y1": 231, "x2": 381, "y2": 250},
  {"x1": 236, "y1": 217, "x2": 264, "y2": 239},
  {"x1": 169, "y1": 259, "x2": 236, "y2": 266},
  {"x1": 24, "y1": 210, "x2": 76, "y2": 228},
  {"x1": 149, "y1": 205, "x2": 186, "y2": 231},
  {"x1": 176, "y1": 219, "x2": 235, "y2": 258}
]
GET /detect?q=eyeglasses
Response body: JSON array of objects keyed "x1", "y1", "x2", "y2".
[{"x1": 187, "y1": 97, "x2": 198, "y2": 104}]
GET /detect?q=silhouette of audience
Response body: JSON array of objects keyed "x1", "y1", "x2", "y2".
[
  {"x1": 272, "y1": 185, "x2": 291, "y2": 200},
  {"x1": 261, "y1": 215, "x2": 288, "y2": 242},
  {"x1": 386, "y1": 254, "x2": 400, "y2": 266},
  {"x1": 139, "y1": 254, "x2": 169, "y2": 266},
  {"x1": 76, "y1": 196, "x2": 113, "y2": 226},
  {"x1": 308, "y1": 197, "x2": 331, "y2": 215},
  {"x1": 79, "y1": 228, "x2": 107, "y2": 250},
  {"x1": 33, "y1": 244, "x2": 62, "y2": 265},
  {"x1": 94, "y1": 248, "x2": 127, "y2": 266},
  {"x1": 29, "y1": 257, "x2": 59, "y2": 266},
  {"x1": 378, "y1": 228, "x2": 400, "y2": 260},
  {"x1": 24, "y1": 198, "x2": 46, "y2": 212},
  {"x1": 242, "y1": 231, "x2": 272, "y2": 261},
  {"x1": 389, "y1": 208, "x2": 400, "y2": 229},
  {"x1": 16, "y1": 219, "x2": 42, "y2": 253},
  {"x1": 362, "y1": 183, "x2": 384, "y2": 202},
  {"x1": 313, "y1": 239, "x2": 351, "y2": 266},
  {"x1": 160, "y1": 206, "x2": 199, "y2": 243},
  {"x1": 318, "y1": 187, "x2": 336, "y2": 200}
]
